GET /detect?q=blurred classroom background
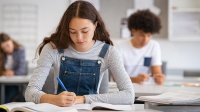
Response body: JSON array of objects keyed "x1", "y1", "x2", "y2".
[
  {"x1": 0, "y1": 0, "x2": 200, "y2": 106},
  {"x1": 0, "y1": 0, "x2": 199, "y2": 76}
]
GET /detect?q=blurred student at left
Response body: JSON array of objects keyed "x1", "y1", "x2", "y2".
[{"x1": 0, "y1": 32, "x2": 26, "y2": 103}]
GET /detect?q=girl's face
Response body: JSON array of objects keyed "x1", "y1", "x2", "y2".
[
  {"x1": 132, "y1": 29, "x2": 152, "y2": 48},
  {"x1": 69, "y1": 17, "x2": 96, "y2": 52},
  {"x1": 0, "y1": 40, "x2": 14, "y2": 54}
]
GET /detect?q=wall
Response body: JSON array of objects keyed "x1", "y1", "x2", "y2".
[
  {"x1": 99, "y1": 0, "x2": 133, "y2": 39},
  {"x1": 0, "y1": 0, "x2": 68, "y2": 63},
  {"x1": 36, "y1": 0, "x2": 68, "y2": 43},
  {"x1": 159, "y1": 40, "x2": 200, "y2": 70}
]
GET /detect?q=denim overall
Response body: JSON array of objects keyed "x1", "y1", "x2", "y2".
[{"x1": 57, "y1": 44, "x2": 109, "y2": 95}]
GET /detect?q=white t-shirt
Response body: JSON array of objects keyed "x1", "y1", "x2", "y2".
[{"x1": 117, "y1": 39, "x2": 162, "y2": 77}]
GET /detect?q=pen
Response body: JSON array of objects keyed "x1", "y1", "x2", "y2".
[{"x1": 57, "y1": 77, "x2": 67, "y2": 91}]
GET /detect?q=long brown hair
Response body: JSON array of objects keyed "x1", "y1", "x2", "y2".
[
  {"x1": 38, "y1": 0, "x2": 113, "y2": 55},
  {"x1": 0, "y1": 33, "x2": 21, "y2": 74}
]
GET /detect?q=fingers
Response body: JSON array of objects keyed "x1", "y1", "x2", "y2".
[
  {"x1": 63, "y1": 92, "x2": 76, "y2": 101},
  {"x1": 61, "y1": 92, "x2": 76, "y2": 96},
  {"x1": 134, "y1": 75, "x2": 146, "y2": 84},
  {"x1": 58, "y1": 92, "x2": 76, "y2": 107},
  {"x1": 136, "y1": 73, "x2": 165, "y2": 85},
  {"x1": 139, "y1": 73, "x2": 149, "y2": 81},
  {"x1": 68, "y1": 92, "x2": 76, "y2": 97},
  {"x1": 154, "y1": 74, "x2": 165, "y2": 85},
  {"x1": 143, "y1": 74, "x2": 149, "y2": 80}
]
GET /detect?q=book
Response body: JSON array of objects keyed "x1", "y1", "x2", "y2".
[
  {"x1": 73, "y1": 102, "x2": 134, "y2": 110},
  {"x1": 0, "y1": 102, "x2": 134, "y2": 112},
  {"x1": 137, "y1": 91, "x2": 200, "y2": 105},
  {"x1": 0, "y1": 102, "x2": 77, "y2": 112}
]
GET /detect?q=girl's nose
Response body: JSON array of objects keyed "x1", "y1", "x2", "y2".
[{"x1": 76, "y1": 33, "x2": 83, "y2": 41}]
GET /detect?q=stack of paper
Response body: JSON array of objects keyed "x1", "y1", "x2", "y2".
[{"x1": 137, "y1": 91, "x2": 200, "y2": 105}]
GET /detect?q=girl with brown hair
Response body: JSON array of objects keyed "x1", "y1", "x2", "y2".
[{"x1": 25, "y1": 1, "x2": 134, "y2": 106}]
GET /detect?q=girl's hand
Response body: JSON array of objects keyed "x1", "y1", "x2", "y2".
[
  {"x1": 55, "y1": 92, "x2": 76, "y2": 107},
  {"x1": 41, "y1": 92, "x2": 76, "y2": 107},
  {"x1": 75, "y1": 96, "x2": 85, "y2": 104}
]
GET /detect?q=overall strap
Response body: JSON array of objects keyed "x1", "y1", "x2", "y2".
[{"x1": 98, "y1": 43, "x2": 110, "y2": 58}]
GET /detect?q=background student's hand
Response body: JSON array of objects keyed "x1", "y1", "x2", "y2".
[
  {"x1": 3, "y1": 70, "x2": 14, "y2": 77},
  {"x1": 153, "y1": 73, "x2": 165, "y2": 85},
  {"x1": 131, "y1": 73, "x2": 149, "y2": 84}
]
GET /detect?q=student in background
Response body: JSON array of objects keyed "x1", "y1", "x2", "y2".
[
  {"x1": 117, "y1": 10, "x2": 165, "y2": 85},
  {"x1": 25, "y1": 1, "x2": 134, "y2": 107},
  {"x1": 0, "y1": 33, "x2": 26, "y2": 103}
]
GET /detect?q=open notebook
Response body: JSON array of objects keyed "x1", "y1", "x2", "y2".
[
  {"x1": 0, "y1": 102, "x2": 77, "y2": 112},
  {"x1": 137, "y1": 91, "x2": 200, "y2": 105},
  {"x1": 73, "y1": 102, "x2": 134, "y2": 110},
  {"x1": 0, "y1": 102, "x2": 134, "y2": 112}
]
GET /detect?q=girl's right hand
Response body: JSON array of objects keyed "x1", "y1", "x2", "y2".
[
  {"x1": 55, "y1": 92, "x2": 76, "y2": 107},
  {"x1": 41, "y1": 92, "x2": 76, "y2": 107}
]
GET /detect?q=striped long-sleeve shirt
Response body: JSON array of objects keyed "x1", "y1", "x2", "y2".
[{"x1": 25, "y1": 40, "x2": 135, "y2": 104}]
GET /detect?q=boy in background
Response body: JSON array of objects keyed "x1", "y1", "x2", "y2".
[{"x1": 117, "y1": 10, "x2": 165, "y2": 85}]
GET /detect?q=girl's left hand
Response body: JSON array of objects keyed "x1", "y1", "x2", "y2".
[{"x1": 75, "y1": 96, "x2": 85, "y2": 104}]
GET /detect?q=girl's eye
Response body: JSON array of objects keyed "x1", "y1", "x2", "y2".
[
  {"x1": 70, "y1": 31, "x2": 76, "y2": 34},
  {"x1": 82, "y1": 30, "x2": 88, "y2": 33}
]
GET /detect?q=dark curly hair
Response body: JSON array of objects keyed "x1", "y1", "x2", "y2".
[{"x1": 128, "y1": 9, "x2": 161, "y2": 34}]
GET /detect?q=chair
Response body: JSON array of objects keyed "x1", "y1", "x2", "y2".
[
  {"x1": 24, "y1": 61, "x2": 29, "y2": 75},
  {"x1": 161, "y1": 61, "x2": 167, "y2": 75}
]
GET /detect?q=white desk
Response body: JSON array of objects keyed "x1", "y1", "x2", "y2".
[
  {"x1": 135, "y1": 76, "x2": 200, "y2": 97},
  {"x1": 144, "y1": 102, "x2": 200, "y2": 112},
  {"x1": 80, "y1": 109, "x2": 161, "y2": 112},
  {"x1": 109, "y1": 76, "x2": 200, "y2": 97},
  {"x1": 0, "y1": 75, "x2": 31, "y2": 104},
  {"x1": 109, "y1": 76, "x2": 200, "y2": 112}
]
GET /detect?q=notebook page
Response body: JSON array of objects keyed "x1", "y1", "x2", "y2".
[
  {"x1": 72, "y1": 104, "x2": 91, "y2": 110},
  {"x1": 24, "y1": 103, "x2": 77, "y2": 112},
  {"x1": 1, "y1": 102, "x2": 35, "y2": 111},
  {"x1": 91, "y1": 102, "x2": 134, "y2": 110}
]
